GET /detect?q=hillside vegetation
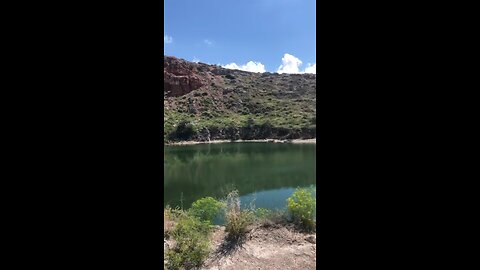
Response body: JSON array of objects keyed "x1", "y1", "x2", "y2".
[{"x1": 164, "y1": 56, "x2": 316, "y2": 142}]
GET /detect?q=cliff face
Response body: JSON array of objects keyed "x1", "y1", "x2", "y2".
[
  {"x1": 164, "y1": 56, "x2": 316, "y2": 142},
  {"x1": 164, "y1": 56, "x2": 210, "y2": 97}
]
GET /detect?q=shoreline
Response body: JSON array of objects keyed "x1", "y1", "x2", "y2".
[{"x1": 165, "y1": 138, "x2": 316, "y2": 146}]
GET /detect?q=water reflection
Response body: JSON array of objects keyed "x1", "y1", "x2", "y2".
[{"x1": 164, "y1": 143, "x2": 316, "y2": 209}]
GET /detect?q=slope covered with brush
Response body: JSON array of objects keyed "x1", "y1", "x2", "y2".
[{"x1": 164, "y1": 56, "x2": 316, "y2": 142}]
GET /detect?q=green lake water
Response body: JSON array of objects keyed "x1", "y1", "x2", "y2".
[{"x1": 164, "y1": 142, "x2": 316, "y2": 210}]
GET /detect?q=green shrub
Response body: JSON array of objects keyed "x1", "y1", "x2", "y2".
[
  {"x1": 189, "y1": 197, "x2": 225, "y2": 225},
  {"x1": 224, "y1": 190, "x2": 254, "y2": 240},
  {"x1": 168, "y1": 121, "x2": 195, "y2": 141},
  {"x1": 166, "y1": 213, "x2": 211, "y2": 270},
  {"x1": 287, "y1": 187, "x2": 316, "y2": 231}
]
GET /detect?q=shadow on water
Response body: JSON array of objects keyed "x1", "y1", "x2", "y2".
[{"x1": 164, "y1": 143, "x2": 316, "y2": 209}]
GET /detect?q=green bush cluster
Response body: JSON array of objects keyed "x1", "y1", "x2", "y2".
[
  {"x1": 165, "y1": 187, "x2": 317, "y2": 269},
  {"x1": 165, "y1": 196, "x2": 227, "y2": 270},
  {"x1": 167, "y1": 121, "x2": 196, "y2": 141},
  {"x1": 189, "y1": 197, "x2": 225, "y2": 225},
  {"x1": 287, "y1": 187, "x2": 316, "y2": 231},
  {"x1": 166, "y1": 212, "x2": 211, "y2": 270}
]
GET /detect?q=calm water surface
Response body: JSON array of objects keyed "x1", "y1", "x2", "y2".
[{"x1": 164, "y1": 142, "x2": 316, "y2": 210}]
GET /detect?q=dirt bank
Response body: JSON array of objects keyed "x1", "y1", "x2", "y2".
[{"x1": 165, "y1": 224, "x2": 316, "y2": 270}]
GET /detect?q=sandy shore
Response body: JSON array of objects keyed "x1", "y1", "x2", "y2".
[{"x1": 166, "y1": 138, "x2": 316, "y2": 146}]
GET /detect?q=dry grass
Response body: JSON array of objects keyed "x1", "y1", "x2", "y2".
[
  {"x1": 164, "y1": 208, "x2": 175, "y2": 237},
  {"x1": 224, "y1": 190, "x2": 254, "y2": 241}
]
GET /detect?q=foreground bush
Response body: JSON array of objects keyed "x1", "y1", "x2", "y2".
[
  {"x1": 189, "y1": 197, "x2": 225, "y2": 225},
  {"x1": 165, "y1": 189, "x2": 317, "y2": 269},
  {"x1": 287, "y1": 187, "x2": 316, "y2": 231},
  {"x1": 224, "y1": 190, "x2": 254, "y2": 240},
  {"x1": 166, "y1": 212, "x2": 211, "y2": 270}
]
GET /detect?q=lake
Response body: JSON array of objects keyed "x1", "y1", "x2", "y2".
[{"x1": 164, "y1": 142, "x2": 316, "y2": 211}]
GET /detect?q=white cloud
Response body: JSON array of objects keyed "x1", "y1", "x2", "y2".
[
  {"x1": 277, "y1": 53, "x2": 316, "y2": 74},
  {"x1": 304, "y1": 63, "x2": 316, "y2": 74},
  {"x1": 203, "y1": 39, "x2": 214, "y2": 46},
  {"x1": 219, "y1": 54, "x2": 315, "y2": 74},
  {"x1": 277, "y1": 53, "x2": 303, "y2": 74},
  {"x1": 192, "y1": 57, "x2": 200, "y2": 63},
  {"x1": 223, "y1": 61, "x2": 266, "y2": 73},
  {"x1": 164, "y1": 35, "x2": 173, "y2": 44}
]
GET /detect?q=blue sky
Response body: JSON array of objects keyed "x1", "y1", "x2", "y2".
[{"x1": 164, "y1": 0, "x2": 316, "y2": 74}]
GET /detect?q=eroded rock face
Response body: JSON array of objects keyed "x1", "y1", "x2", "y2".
[{"x1": 164, "y1": 56, "x2": 209, "y2": 97}]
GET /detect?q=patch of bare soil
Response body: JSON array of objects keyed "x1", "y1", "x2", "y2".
[{"x1": 202, "y1": 225, "x2": 316, "y2": 270}]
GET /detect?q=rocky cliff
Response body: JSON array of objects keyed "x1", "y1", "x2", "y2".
[
  {"x1": 164, "y1": 56, "x2": 316, "y2": 142},
  {"x1": 164, "y1": 56, "x2": 210, "y2": 97}
]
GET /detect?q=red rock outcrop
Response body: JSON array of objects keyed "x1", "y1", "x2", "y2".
[{"x1": 164, "y1": 56, "x2": 209, "y2": 97}]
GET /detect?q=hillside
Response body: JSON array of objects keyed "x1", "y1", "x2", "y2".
[{"x1": 164, "y1": 56, "x2": 316, "y2": 142}]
